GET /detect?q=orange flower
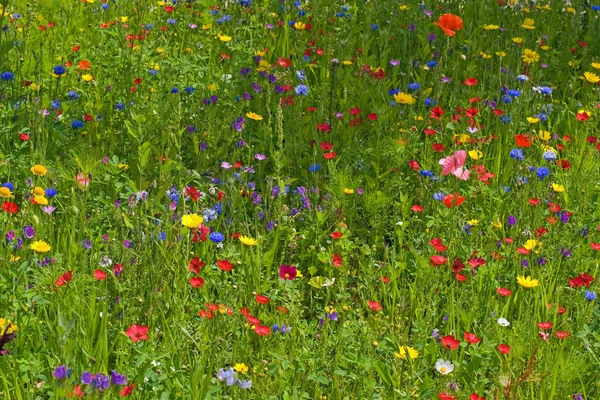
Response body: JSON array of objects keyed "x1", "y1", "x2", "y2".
[
  {"x1": 434, "y1": 14, "x2": 463, "y2": 37},
  {"x1": 443, "y1": 193, "x2": 465, "y2": 208}
]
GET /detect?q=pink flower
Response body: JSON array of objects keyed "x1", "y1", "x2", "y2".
[{"x1": 439, "y1": 150, "x2": 470, "y2": 180}]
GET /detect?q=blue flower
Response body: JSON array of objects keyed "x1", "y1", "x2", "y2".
[
  {"x1": 2, "y1": 182, "x2": 14, "y2": 191},
  {"x1": 209, "y1": 232, "x2": 225, "y2": 243},
  {"x1": 308, "y1": 164, "x2": 321, "y2": 172},
  {"x1": 53, "y1": 65, "x2": 66, "y2": 76},
  {"x1": 542, "y1": 151, "x2": 557, "y2": 161},
  {"x1": 426, "y1": 60, "x2": 437, "y2": 68},
  {"x1": 535, "y1": 167, "x2": 550, "y2": 180},
  {"x1": 167, "y1": 18, "x2": 176, "y2": 25},
  {"x1": 1, "y1": 71, "x2": 14, "y2": 80},
  {"x1": 72, "y1": 120, "x2": 84, "y2": 129},
  {"x1": 45, "y1": 188, "x2": 58, "y2": 197},
  {"x1": 370, "y1": 24, "x2": 378, "y2": 31},
  {"x1": 53, "y1": 365, "x2": 71, "y2": 380},
  {"x1": 407, "y1": 82, "x2": 421, "y2": 91},
  {"x1": 67, "y1": 91, "x2": 79, "y2": 100},
  {"x1": 585, "y1": 290, "x2": 597, "y2": 301},
  {"x1": 101, "y1": 3, "x2": 109, "y2": 9},
  {"x1": 296, "y1": 70, "x2": 306, "y2": 81},
  {"x1": 433, "y1": 192, "x2": 445, "y2": 201},
  {"x1": 507, "y1": 89, "x2": 521, "y2": 97},
  {"x1": 295, "y1": 84, "x2": 309, "y2": 96},
  {"x1": 424, "y1": 97, "x2": 436, "y2": 107},
  {"x1": 509, "y1": 148, "x2": 524, "y2": 161}
]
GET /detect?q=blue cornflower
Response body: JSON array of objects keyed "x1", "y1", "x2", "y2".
[
  {"x1": 433, "y1": 192, "x2": 445, "y2": 201},
  {"x1": 419, "y1": 170, "x2": 433, "y2": 177},
  {"x1": 101, "y1": 3, "x2": 109, "y2": 9},
  {"x1": 67, "y1": 91, "x2": 79, "y2": 100},
  {"x1": 1, "y1": 71, "x2": 14, "y2": 80},
  {"x1": 507, "y1": 89, "x2": 521, "y2": 97},
  {"x1": 53, "y1": 65, "x2": 66, "y2": 76},
  {"x1": 543, "y1": 151, "x2": 557, "y2": 161},
  {"x1": 295, "y1": 84, "x2": 309, "y2": 96},
  {"x1": 516, "y1": 75, "x2": 529, "y2": 82},
  {"x1": 115, "y1": 102, "x2": 124, "y2": 110},
  {"x1": 585, "y1": 291, "x2": 597, "y2": 301},
  {"x1": 424, "y1": 97, "x2": 436, "y2": 107},
  {"x1": 149, "y1": 69, "x2": 159, "y2": 75},
  {"x1": 500, "y1": 115, "x2": 511, "y2": 123},
  {"x1": 167, "y1": 18, "x2": 176, "y2": 25},
  {"x1": 535, "y1": 167, "x2": 550, "y2": 180},
  {"x1": 370, "y1": 24, "x2": 378, "y2": 31},
  {"x1": 209, "y1": 232, "x2": 225, "y2": 243},
  {"x1": 296, "y1": 70, "x2": 306, "y2": 81},
  {"x1": 72, "y1": 120, "x2": 84, "y2": 129},
  {"x1": 426, "y1": 60, "x2": 437, "y2": 68},
  {"x1": 407, "y1": 82, "x2": 421, "y2": 91},
  {"x1": 45, "y1": 188, "x2": 57, "y2": 197},
  {"x1": 2, "y1": 182, "x2": 14, "y2": 191},
  {"x1": 308, "y1": 164, "x2": 321, "y2": 172},
  {"x1": 509, "y1": 148, "x2": 524, "y2": 161}
]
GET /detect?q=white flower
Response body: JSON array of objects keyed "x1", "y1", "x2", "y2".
[
  {"x1": 497, "y1": 317, "x2": 510, "y2": 327},
  {"x1": 435, "y1": 359, "x2": 454, "y2": 375},
  {"x1": 151, "y1": 360, "x2": 161, "y2": 367},
  {"x1": 322, "y1": 278, "x2": 335, "y2": 287}
]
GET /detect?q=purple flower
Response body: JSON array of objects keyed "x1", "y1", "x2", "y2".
[
  {"x1": 23, "y1": 226, "x2": 35, "y2": 239},
  {"x1": 93, "y1": 374, "x2": 110, "y2": 390},
  {"x1": 111, "y1": 370, "x2": 127, "y2": 385},
  {"x1": 81, "y1": 371, "x2": 93, "y2": 385},
  {"x1": 507, "y1": 215, "x2": 516, "y2": 226},
  {"x1": 53, "y1": 365, "x2": 70, "y2": 380},
  {"x1": 123, "y1": 240, "x2": 132, "y2": 249}
]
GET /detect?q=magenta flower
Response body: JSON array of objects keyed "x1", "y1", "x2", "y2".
[{"x1": 279, "y1": 265, "x2": 297, "y2": 280}]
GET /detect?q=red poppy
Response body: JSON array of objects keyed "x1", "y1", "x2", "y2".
[
  {"x1": 317, "y1": 123, "x2": 331, "y2": 133},
  {"x1": 498, "y1": 344, "x2": 511, "y2": 354},
  {"x1": 277, "y1": 306, "x2": 289, "y2": 313},
  {"x1": 19, "y1": 133, "x2": 30, "y2": 141},
  {"x1": 94, "y1": 270, "x2": 107, "y2": 281},
  {"x1": 55, "y1": 271, "x2": 73, "y2": 286},
  {"x1": 320, "y1": 141, "x2": 333, "y2": 151},
  {"x1": 441, "y1": 335, "x2": 460, "y2": 350},
  {"x1": 515, "y1": 134, "x2": 532, "y2": 147},
  {"x1": 120, "y1": 383, "x2": 135, "y2": 397},
  {"x1": 69, "y1": 385, "x2": 84, "y2": 398},
  {"x1": 246, "y1": 314, "x2": 261, "y2": 325},
  {"x1": 186, "y1": 186, "x2": 202, "y2": 201},
  {"x1": 430, "y1": 106, "x2": 445, "y2": 120},
  {"x1": 240, "y1": 307, "x2": 251, "y2": 317},
  {"x1": 368, "y1": 301, "x2": 382, "y2": 312},
  {"x1": 2, "y1": 201, "x2": 18, "y2": 214},
  {"x1": 216, "y1": 259, "x2": 233, "y2": 271},
  {"x1": 538, "y1": 322, "x2": 553, "y2": 330},
  {"x1": 496, "y1": 288, "x2": 512, "y2": 297},
  {"x1": 463, "y1": 77, "x2": 478, "y2": 86},
  {"x1": 349, "y1": 107, "x2": 360, "y2": 116},
  {"x1": 411, "y1": 205, "x2": 424, "y2": 212},
  {"x1": 443, "y1": 193, "x2": 465, "y2": 208},
  {"x1": 430, "y1": 255, "x2": 448, "y2": 266},
  {"x1": 332, "y1": 253, "x2": 343, "y2": 268},
  {"x1": 432, "y1": 143, "x2": 445, "y2": 152},
  {"x1": 424, "y1": 128, "x2": 437, "y2": 136},
  {"x1": 555, "y1": 331, "x2": 570, "y2": 339},
  {"x1": 557, "y1": 305, "x2": 566, "y2": 314},
  {"x1": 516, "y1": 247, "x2": 530, "y2": 255},
  {"x1": 254, "y1": 325, "x2": 271, "y2": 336},
  {"x1": 464, "y1": 332, "x2": 481, "y2": 344},
  {"x1": 429, "y1": 238, "x2": 447, "y2": 252},
  {"x1": 434, "y1": 14, "x2": 463, "y2": 36},
  {"x1": 190, "y1": 277, "x2": 205, "y2": 288},
  {"x1": 324, "y1": 152, "x2": 337, "y2": 160},
  {"x1": 330, "y1": 231, "x2": 343, "y2": 239},
  {"x1": 470, "y1": 394, "x2": 485, "y2": 400},
  {"x1": 368, "y1": 113, "x2": 378, "y2": 121},
  {"x1": 277, "y1": 58, "x2": 291, "y2": 68},
  {"x1": 199, "y1": 310, "x2": 214, "y2": 319},
  {"x1": 455, "y1": 273, "x2": 467, "y2": 282},
  {"x1": 465, "y1": 107, "x2": 479, "y2": 117},
  {"x1": 591, "y1": 243, "x2": 600, "y2": 251},
  {"x1": 576, "y1": 112, "x2": 589, "y2": 122},
  {"x1": 493, "y1": 109, "x2": 504, "y2": 116},
  {"x1": 468, "y1": 257, "x2": 485, "y2": 268},
  {"x1": 438, "y1": 394, "x2": 456, "y2": 400},
  {"x1": 189, "y1": 257, "x2": 205, "y2": 274},
  {"x1": 125, "y1": 324, "x2": 149, "y2": 342},
  {"x1": 255, "y1": 295, "x2": 270, "y2": 304},
  {"x1": 528, "y1": 198, "x2": 540, "y2": 206}
]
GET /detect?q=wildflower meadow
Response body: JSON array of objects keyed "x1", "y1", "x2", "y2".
[{"x1": 1, "y1": 0, "x2": 600, "y2": 398}]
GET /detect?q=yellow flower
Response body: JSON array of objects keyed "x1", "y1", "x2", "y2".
[
  {"x1": 34, "y1": 195, "x2": 48, "y2": 205},
  {"x1": 393, "y1": 92, "x2": 416, "y2": 105},
  {"x1": 492, "y1": 220, "x2": 503, "y2": 229},
  {"x1": 517, "y1": 275, "x2": 540, "y2": 288},
  {"x1": 233, "y1": 363, "x2": 249, "y2": 374},
  {"x1": 394, "y1": 346, "x2": 419, "y2": 360},
  {"x1": 483, "y1": 24, "x2": 499, "y2": 30},
  {"x1": 181, "y1": 214, "x2": 204, "y2": 229},
  {"x1": 217, "y1": 33, "x2": 232, "y2": 42},
  {"x1": 342, "y1": 60, "x2": 353, "y2": 66},
  {"x1": 527, "y1": 117, "x2": 540, "y2": 124},
  {"x1": 566, "y1": 7, "x2": 576, "y2": 13},
  {"x1": 344, "y1": 188, "x2": 354, "y2": 194},
  {"x1": 202, "y1": 24, "x2": 212, "y2": 30},
  {"x1": 0, "y1": 318, "x2": 17, "y2": 334},
  {"x1": 512, "y1": 37, "x2": 524, "y2": 44},
  {"x1": 540, "y1": 45, "x2": 550, "y2": 51},
  {"x1": 468, "y1": 150, "x2": 483, "y2": 160},
  {"x1": 208, "y1": 83, "x2": 217, "y2": 91},
  {"x1": 524, "y1": 239, "x2": 541, "y2": 251},
  {"x1": 521, "y1": 19, "x2": 535, "y2": 30},
  {"x1": 538, "y1": 130, "x2": 551, "y2": 141},
  {"x1": 0, "y1": 187, "x2": 12, "y2": 198},
  {"x1": 399, "y1": 4, "x2": 409, "y2": 10},
  {"x1": 9, "y1": 255, "x2": 20, "y2": 262},
  {"x1": 584, "y1": 71, "x2": 600, "y2": 84},
  {"x1": 239, "y1": 235, "x2": 258, "y2": 246},
  {"x1": 82, "y1": 74, "x2": 94, "y2": 82},
  {"x1": 118, "y1": 163, "x2": 129, "y2": 170},
  {"x1": 31, "y1": 164, "x2": 48, "y2": 176},
  {"x1": 591, "y1": 62, "x2": 600, "y2": 70},
  {"x1": 33, "y1": 187, "x2": 45, "y2": 196},
  {"x1": 120, "y1": 16, "x2": 128, "y2": 23},
  {"x1": 246, "y1": 112, "x2": 263, "y2": 121},
  {"x1": 552, "y1": 183, "x2": 565, "y2": 192},
  {"x1": 30, "y1": 240, "x2": 51, "y2": 253},
  {"x1": 459, "y1": 134, "x2": 470, "y2": 144},
  {"x1": 294, "y1": 21, "x2": 306, "y2": 30},
  {"x1": 468, "y1": 219, "x2": 479, "y2": 226},
  {"x1": 480, "y1": 52, "x2": 492, "y2": 59},
  {"x1": 522, "y1": 49, "x2": 540, "y2": 64},
  {"x1": 296, "y1": 269, "x2": 303, "y2": 278},
  {"x1": 496, "y1": 51, "x2": 506, "y2": 57}
]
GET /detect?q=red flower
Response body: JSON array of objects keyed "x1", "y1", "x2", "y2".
[
  {"x1": 316, "y1": 123, "x2": 331, "y2": 133},
  {"x1": 576, "y1": 111, "x2": 589, "y2": 122},
  {"x1": 432, "y1": 143, "x2": 445, "y2": 152},
  {"x1": 94, "y1": 270, "x2": 107, "y2": 281},
  {"x1": 443, "y1": 193, "x2": 465, "y2": 208},
  {"x1": 324, "y1": 152, "x2": 337, "y2": 160},
  {"x1": 538, "y1": 322, "x2": 553, "y2": 330},
  {"x1": 464, "y1": 332, "x2": 481, "y2": 344},
  {"x1": 368, "y1": 113, "x2": 378, "y2": 121},
  {"x1": 493, "y1": 109, "x2": 504, "y2": 116},
  {"x1": 189, "y1": 257, "x2": 205, "y2": 274},
  {"x1": 332, "y1": 253, "x2": 343, "y2": 268},
  {"x1": 199, "y1": 310, "x2": 214, "y2": 319},
  {"x1": 55, "y1": 271, "x2": 73, "y2": 286},
  {"x1": 277, "y1": 58, "x2": 291, "y2": 68},
  {"x1": 430, "y1": 255, "x2": 448, "y2": 266},
  {"x1": 185, "y1": 186, "x2": 202, "y2": 201},
  {"x1": 190, "y1": 277, "x2": 205, "y2": 288},
  {"x1": 465, "y1": 107, "x2": 479, "y2": 117},
  {"x1": 125, "y1": 324, "x2": 149, "y2": 342},
  {"x1": 254, "y1": 325, "x2": 271, "y2": 336},
  {"x1": 441, "y1": 335, "x2": 460, "y2": 350},
  {"x1": 408, "y1": 160, "x2": 420, "y2": 171},
  {"x1": 528, "y1": 198, "x2": 540, "y2": 206},
  {"x1": 120, "y1": 383, "x2": 135, "y2": 397},
  {"x1": 569, "y1": 272, "x2": 594, "y2": 288},
  {"x1": 555, "y1": 331, "x2": 570, "y2": 339},
  {"x1": 320, "y1": 141, "x2": 333, "y2": 151},
  {"x1": 368, "y1": 301, "x2": 382, "y2": 312},
  {"x1": 430, "y1": 106, "x2": 445, "y2": 120},
  {"x1": 434, "y1": 14, "x2": 463, "y2": 36},
  {"x1": 464, "y1": 78, "x2": 478, "y2": 86},
  {"x1": 277, "y1": 306, "x2": 289, "y2": 313},
  {"x1": 455, "y1": 273, "x2": 467, "y2": 282},
  {"x1": 19, "y1": 133, "x2": 29, "y2": 141},
  {"x1": 451, "y1": 258, "x2": 465, "y2": 273},
  {"x1": 496, "y1": 288, "x2": 512, "y2": 297},
  {"x1": 330, "y1": 231, "x2": 343, "y2": 239},
  {"x1": 470, "y1": 394, "x2": 485, "y2": 400},
  {"x1": 349, "y1": 107, "x2": 360, "y2": 116},
  {"x1": 516, "y1": 247, "x2": 530, "y2": 255},
  {"x1": 216, "y1": 259, "x2": 233, "y2": 271},
  {"x1": 515, "y1": 134, "x2": 532, "y2": 147},
  {"x1": 411, "y1": 205, "x2": 424, "y2": 212},
  {"x1": 557, "y1": 159, "x2": 571, "y2": 170},
  {"x1": 429, "y1": 238, "x2": 447, "y2": 252},
  {"x1": 424, "y1": 128, "x2": 437, "y2": 136},
  {"x1": 498, "y1": 344, "x2": 511, "y2": 354},
  {"x1": 2, "y1": 201, "x2": 18, "y2": 214},
  {"x1": 591, "y1": 243, "x2": 600, "y2": 251},
  {"x1": 255, "y1": 295, "x2": 270, "y2": 304},
  {"x1": 69, "y1": 386, "x2": 84, "y2": 398},
  {"x1": 246, "y1": 314, "x2": 261, "y2": 325},
  {"x1": 438, "y1": 394, "x2": 456, "y2": 400}
]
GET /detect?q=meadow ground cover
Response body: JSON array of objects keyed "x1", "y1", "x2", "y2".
[{"x1": 0, "y1": 0, "x2": 600, "y2": 398}]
